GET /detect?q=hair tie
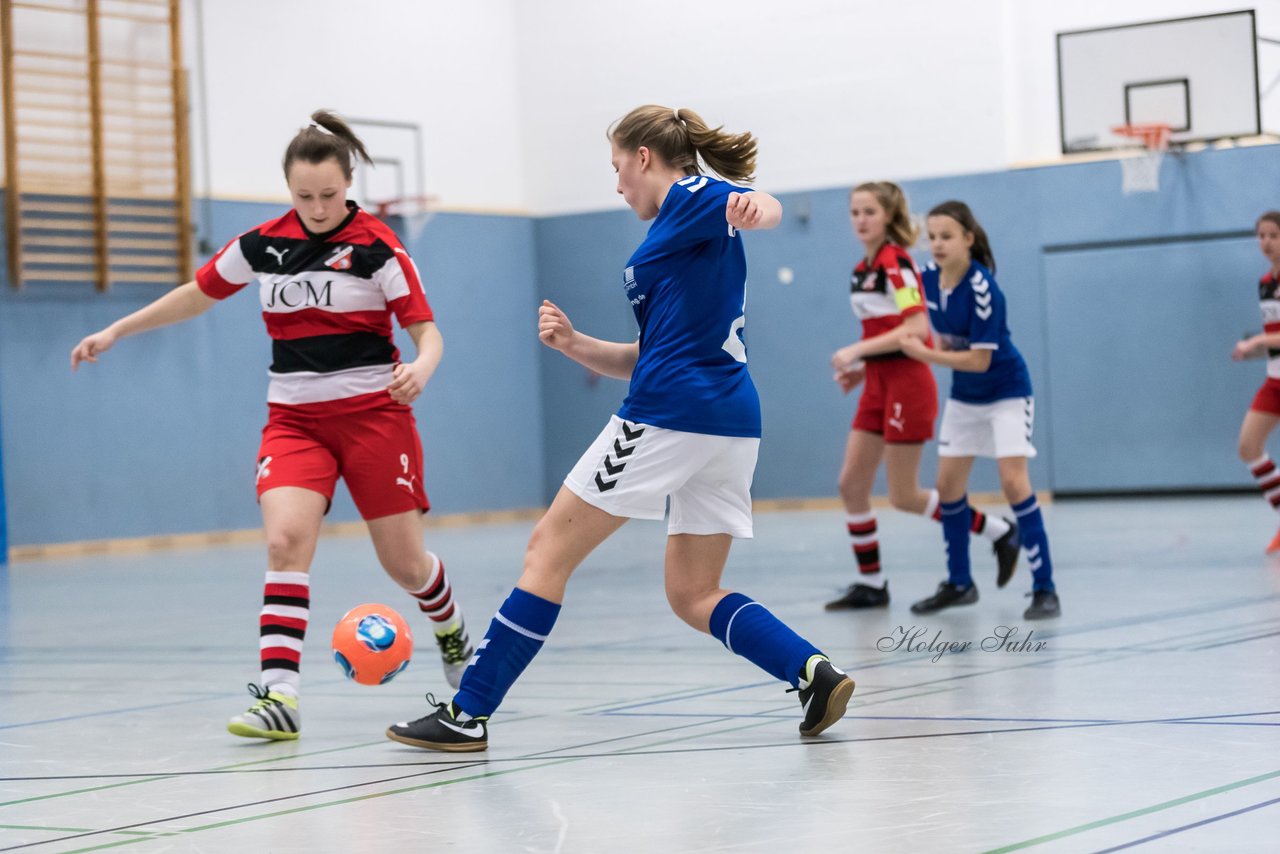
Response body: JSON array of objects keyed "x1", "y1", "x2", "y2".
[
  {"x1": 672, "y1": 108, "x2": 681, "y2": 123},
  {"x1": 308, "y1": 121, "x2": 333, "y2": 136}
]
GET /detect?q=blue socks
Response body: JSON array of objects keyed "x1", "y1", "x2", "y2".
[
  {"x1": 451, "y1": 588, "x2": 825, "y2": 716},
  {"x1": 452, "y1": 587, "x2": 560, "y2": 719},
  {"x1": 709, "y1": 592, "x2": 820, "y2": 688},
  {"x1": 940, "y1": 496, "x2": 973, "y2": 588},
  {"x1": 1012, "y1": 495, "x2": 1055, "y2": 592}
]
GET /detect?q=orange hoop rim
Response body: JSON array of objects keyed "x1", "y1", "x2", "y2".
[
  {"x1": 372, "y1": 195, "x2": 439, "y2": 218},
  {"x1": 1112, "y1": 123, "x2": 1172, "y2": 150}
]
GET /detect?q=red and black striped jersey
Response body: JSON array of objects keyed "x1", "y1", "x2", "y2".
[
  {"x1": 196, "y1": 202, "x2": 432, "y2": 410},
  {"x1": 1259, "y1": 270, "x2": 1280, "y2": 379},
  {"x1": 849, "y1": 242, "x2": 929, "y2": 357}
]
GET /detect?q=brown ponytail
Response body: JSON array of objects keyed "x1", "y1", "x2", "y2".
[
  {"x1": 283, "y1": 109, "x2": 372, "y2": 179},
  {"x1": 852, "y1": 181, "x2": 919, "y2": 248},
  {"x1": 928, "y1": 200, "x2": 996, "y2": 274},
  {"x1": 609, "y1": 105, "x2": 757, "y2": 184}
]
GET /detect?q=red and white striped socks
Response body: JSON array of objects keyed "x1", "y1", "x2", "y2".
[
  {"x1": 1248, "y1": 454, "x2": 1280, "y2": 513},
  {"x1": 260, "y1": 570, "x2": 310, "y2": 698},
  {"x1": 846, "y1": 513, "x2": 883, "y2": 586},
  {"x1": 409, "y1": 551, "x2": 462, "y2": 630}
]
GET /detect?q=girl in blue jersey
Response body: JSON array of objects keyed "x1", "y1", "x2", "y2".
[
  {"x1": 826, "y1": 182, "x2": 1018, "y2": 611},
  {"x1": 387, "y1": 105, "x2": 855, "y2": 752},
  {"x1": 899, "y1": 201, "x2": 1060, "y2": 620}
]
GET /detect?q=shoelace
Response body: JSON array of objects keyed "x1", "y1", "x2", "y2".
[
  {"x1": 435, "y1": 629, "x2": 470, "y2": 663},
  {"x1": 398, "y1": 692, "x2": 450, "y2": 728},
  {"x1": 244, "y1": 682, "x2": 281, "y2": 712},
  {"x1": 421, "y1": 692, "x2": 488, "y2": 725}
]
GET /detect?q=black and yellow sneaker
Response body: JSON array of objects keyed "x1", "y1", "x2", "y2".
[
  {"x1": 824, "y1": 581, "x2": 889, "y2": 610},
  {"x1": 1023, "y1": 589, "x2": 1061, "y2": 620},
  {"x1": 226, "y1": 683, "x2": 300, "y2": 740},
  {"x1": 792, "y1": 656, "x2": 855, "y2": 737},
  {"x1": 434, "y1": 620, "x2": 475, "y2": 690},
  {"x1": 993, "y1": 519, "x2": 1020, "y2": 588},
  {"x1": 910, "y1": 581, "x2": 978, "y2": 614},
  {"x1": 386, "y1": 693, "x2": 488, "y2": 752}
]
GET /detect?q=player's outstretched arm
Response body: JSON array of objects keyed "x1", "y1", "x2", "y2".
[
  {"x1": 900, "y1": 334, "x2": 993, "y2": 372},
  {"x1": 726, "y1": 191, "x2": 782, "y2": 231},
  {"x1": 389, "y1": 321, "x2": 443, "y2": 405},
  {"x1": 70, "y1": 280, "x2": 217, "y2": 370},
  {"x1": 1234, "y1": 332, "x2": 1280, "y2": 360},
  {"x1": 538, "y1": 299, "x2": 638, "y2": 380},
  {"x1": 835, "y1": 310, "x2": 930, "y2": 369}
]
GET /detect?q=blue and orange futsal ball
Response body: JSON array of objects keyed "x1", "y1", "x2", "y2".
[{"x1": 332, "y1": 604, "x2": 413, "y2": 685}]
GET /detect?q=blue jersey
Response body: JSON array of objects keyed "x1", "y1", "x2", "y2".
[
  {"x1": 617, "y1": 175, "x2": 760, "y2": 438},
  {"x1": 920, "y1": 261, "x2": 1033, "y2": 404}
]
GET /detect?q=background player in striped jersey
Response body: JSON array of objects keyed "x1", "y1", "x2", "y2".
[
  {"x1": 70, "y1": 110, "x2": 474, "y2": 739},
  {"x1": 386, "y1": 105, "x2": 854, "y2": 752},
  {"x1": 900, "y1": 200, "x2": 1060, "y2": 619},
  {"x1": 1232, "y1": 211, "x2": 1280, "y2": 553},
  {"x1": 826, "y1": 182, "x2": 1018, "y2": 611}
]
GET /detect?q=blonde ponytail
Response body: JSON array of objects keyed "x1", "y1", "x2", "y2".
[{"x1": 610, "y1": 105, "x2": 757, "y2": 184}]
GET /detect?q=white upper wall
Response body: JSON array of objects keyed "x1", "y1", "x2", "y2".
[
  {"x1": 514, "y1": 0, "x2": 1280, "y2": 214},
  {"x1": 4, "y1": 1, "x2": 1272, "y2": 213},
  {"x1": 180, "y1": 0, "x2": 527, "y2": 211},
  {"x1": 513, "y1": 0, "x2": 1011, "y2": 214}
]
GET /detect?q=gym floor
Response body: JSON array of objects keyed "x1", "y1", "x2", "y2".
[{"x1": 2, "y1": 495, "x2": 1277, "y2": 852}]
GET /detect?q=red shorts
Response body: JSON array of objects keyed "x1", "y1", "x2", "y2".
[
  {"x1": 1251, "y1": 378, "x2": 1280, "y2": 416},
  {"x1": 852, "y1": 357, "x2": 938, "y2": 443},
  {"x1": 256, "y1": 397, "x2": 430, "y2": 520}
]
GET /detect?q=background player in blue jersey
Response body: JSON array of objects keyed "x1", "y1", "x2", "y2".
[
  {"x1": 826, "y1": 182, "x2": 1018, "y2": 611},
  {"x1": 899, "y1": 201, "x2": 1060, "y2": 620},
  {"x1": 387, "y1": 105, "x2": 855, "y2": 752}
]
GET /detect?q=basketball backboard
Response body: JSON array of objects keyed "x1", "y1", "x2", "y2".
[{"x1": 1057, "y1": 10, "x2": 1261, "y2": 154}]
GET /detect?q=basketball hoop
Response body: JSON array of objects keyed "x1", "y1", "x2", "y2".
[
  {"x1": 1112, "y1": 124, "x2": 1171, "y2": 194},
  {"x1": 373, "y1": 195, "x2": 439, "y2": 245}
]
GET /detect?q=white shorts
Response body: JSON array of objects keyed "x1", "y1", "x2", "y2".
[
  {"x1": 564, "y1": 415, "x2": 759, "y2": 538},
  {"x1": 937, "y1": 397, "x2": 1037, "y2": 459}
]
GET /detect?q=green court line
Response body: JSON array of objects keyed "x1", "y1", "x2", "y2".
[
  {"x1": 61, "y1": 709, "x2": 812, "y2": 852},
  {"x1": 0, "y1": 740, "x2": 389, "y2": 809},
  {"x1": 982, "y1": 769, "x2": 1280, "y2": 853},
  {"x1": 61, "y1": 759, "x2": 578, "y2": 854},
  {"x1": 217, "y1": 739, "x2": 388, "y2": 769},
  {"x1": 57, "y1": 709, "x2": 807, "y2": 851},
  {"x1": 45, "y1": 687, "x2": 1219, "y2": 854},
  {"x1": 20, "y1": 653, "x2": 1254, "y2": 851},
  {"x1": 0, "y1": 823, "x2": 158, "y2": 836}
]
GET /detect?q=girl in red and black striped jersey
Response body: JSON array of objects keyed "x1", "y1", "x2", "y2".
[
  {"x1": 826, "y1": 182, "x2": 1018, "y2": 610},
  {"x1": 70, "y1": 110, "x2": 473, "y2": 740},
  {"x1": 1233, "y1": 210, "x2": 1280, "y2": 554}
]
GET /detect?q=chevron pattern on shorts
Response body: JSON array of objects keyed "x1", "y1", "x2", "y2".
[{"x1": 594, "y1": 421, "x2": 646, "y2": 492}]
